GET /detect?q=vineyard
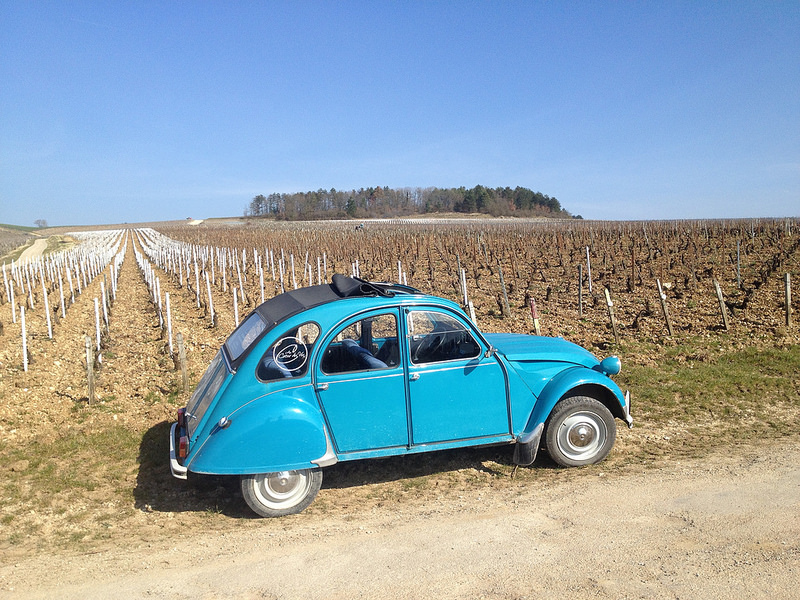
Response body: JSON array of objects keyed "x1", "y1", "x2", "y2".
[
  {"x1": 0, "y1": 225, "x2": 35, "y2": 260},
  {"x1": 0, "y1": 217, "x2": 799, "y2": 554}
]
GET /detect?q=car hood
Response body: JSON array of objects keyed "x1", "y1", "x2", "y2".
[{"x1": 483, "y1": 333, "x2": 599, "y2": 368}]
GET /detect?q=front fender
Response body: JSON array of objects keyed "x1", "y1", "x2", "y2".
[
  {"x1": 186, "y1": 384, "x2": 330, "y2": 475},
  {"x1": 514, "y1": 366, "x2": 628, "y2": 465}
]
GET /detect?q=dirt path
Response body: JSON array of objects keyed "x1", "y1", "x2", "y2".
[
  {"x1": 17, "y1": 238, "x2": 46, "y2": 262},
  {"x1": 2, "y1": 438, "x2": 798, "y2": 599}
]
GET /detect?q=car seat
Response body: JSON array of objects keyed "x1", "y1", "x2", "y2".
[{"x1": 342, "y1": 339, "x2": 387, "y2": 370}]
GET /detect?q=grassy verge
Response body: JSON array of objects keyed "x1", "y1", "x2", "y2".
[
  {"x1": 45, "y1": 235, "x2": 77, "y2": 255},
  {"x1": 0, "y1": 427, "x2": 143, "y2": 546},
  {"x1": 1, "y1": 338, "x2": 798, "y2": 553},
  {"x1": 618, "y1": 339, "x2": 800, "y2": 439}
]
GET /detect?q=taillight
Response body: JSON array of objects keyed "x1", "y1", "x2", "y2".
[
  {"x1": 177, "y1": 407, "x2": 186, "y2": 428},
  {"x1": 178, "y1": 435, "x2": 189, "y2": 458}
]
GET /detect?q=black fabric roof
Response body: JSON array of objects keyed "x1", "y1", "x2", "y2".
[
  {"x1": 225, "y1": 275, "x2": 421, "y2": 371},
  {"x1": 253, "y1": 275, "x2": 420, "y2": 329}
]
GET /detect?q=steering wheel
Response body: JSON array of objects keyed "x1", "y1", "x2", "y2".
[{"x1": 412, "y1": 333, "x2": 445, "y2": 363}]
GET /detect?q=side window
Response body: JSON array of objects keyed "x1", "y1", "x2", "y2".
[
  {"x1": 409, "y1": 311, "x2": 480, "y2": 364},
  {"x1": 321, "y1": 313, "x2": 399, "y2": 374},
  {"x1": 257, "y1": 322, "x2": 320, "y2": 382}
]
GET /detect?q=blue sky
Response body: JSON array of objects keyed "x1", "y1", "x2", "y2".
[{"x1": 1, "y1": 1, "x2": 798, "y2": 227}]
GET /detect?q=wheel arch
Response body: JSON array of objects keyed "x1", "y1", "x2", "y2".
[
  {"x1": 515, "y1": 367, "x2": 626, "y2": 457},
  {"x1": 186, "y1": 386, "x2": 332, "y2": 475},
  {"x1": 561, "y1": 383, "x2": 627, "y2": 423}
]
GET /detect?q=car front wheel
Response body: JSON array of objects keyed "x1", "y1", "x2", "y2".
[
  {"x1": 241, "y1": 468, "x2": 323, "y2": 517},
  {"x1": 544, "y1": 396, "x2": 616, "y2": 467}
]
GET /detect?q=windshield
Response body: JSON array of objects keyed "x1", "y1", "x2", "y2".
[
  {"x1": 185, "y1": 351, "x2": 228, "y2": 437},
  {"x1": 224, "y1": 312, "x2": 267, "y2": 362}
]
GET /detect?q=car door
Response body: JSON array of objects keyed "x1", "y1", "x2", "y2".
[
  {"x1": 314, "y1": 310, "x2": 409, "y2": 453},
  {"x1": 405, "y1": 309, "x2": 510, "y2": 445}
]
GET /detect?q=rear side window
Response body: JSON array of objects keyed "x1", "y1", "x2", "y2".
[
  {"x1": 225, "y1": 312, "x2": 267, "y2": 361},
  {"x1": 186, "y1": 351, "x2": 229, "y2": 436},
  {"x1": 257, "y1": 322, "x2": 320, "y2": 382}
]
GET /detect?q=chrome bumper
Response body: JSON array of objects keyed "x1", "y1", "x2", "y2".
[{"x1": 169, "y1": 422, "x2": 188, "y2": 480}]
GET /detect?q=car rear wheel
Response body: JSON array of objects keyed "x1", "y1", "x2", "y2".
[
  {"x1": 544, "y1": 396, "x2": 616, "y2": 467},
  {"x1": 241, "y1": 468, "x2": 322, "y2": 517}
]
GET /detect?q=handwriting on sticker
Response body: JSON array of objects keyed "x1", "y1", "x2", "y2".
[{"x1": 273, "y1": 337, "x2": 308, "y2": 372}]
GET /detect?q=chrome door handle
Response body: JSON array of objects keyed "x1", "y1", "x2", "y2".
[
  {"x1": 409, "y1": 373, "x2": 420, "y2": 381},
  {"x1": 315, "y1": 383, "x2": 329, "y2": 391}
]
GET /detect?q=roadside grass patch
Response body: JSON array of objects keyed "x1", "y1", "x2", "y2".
[
  {"x1": 0, "y1": 427, "x2": 142, "y2": 550},
  {"x1": 44, "y1": 235, "x2": 76, "y2": 255},
  {"x1": 617, "y1": 340, "x2": 800, "y2": 452}
]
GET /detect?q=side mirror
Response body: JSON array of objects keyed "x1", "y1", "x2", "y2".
[{"x1": 484, "y1": 346, "x2": 497, "y2": 359}]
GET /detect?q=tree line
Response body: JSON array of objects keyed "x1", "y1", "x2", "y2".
[{"x1": 245, "y1": 185, "x2": 577, "y2": 220}]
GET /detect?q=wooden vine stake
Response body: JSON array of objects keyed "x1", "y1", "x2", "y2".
[
  {"x1": 786, "y1": 273, "x2": 792, "y2": 328},
  {"x1": 604, "y1": 287, "x2": 620, "y2": 344},
  {"x1": 578, "y1": 264, "x2": 583, "y2": 318},
  {"x1": 21, "y1": 306, "x2": 28, "y2": 372},
  {"x1": 586, "y1": 247, "x2": 592, "y2": 293},
  {"x1": 736, "y1": 241, "x2": 741, "y2": 289},
  {"x1": 194, "y1": 266, "x2": 201, "y2": 308},
  {"x1": 205, "y1": 272, "x2": 215, "y2": 327},
  {"x1": 176, "y1": 331, "x2": 189, "y2": 392},
  {"x1": 165, "y1": 292, "x2": 174, "y2": 355},
  {"x1": 460, "y1": 268, "x2": 468, "y2": 307},
  {"x1": 713, "y1": 279, "x2": 730, "y2": 331},
  {"x1": 498, "y1": 263, "x2": 511, "y2": 318},
  {"x1": 1, "y1": 264, "x2": 8, "y2": 304},
  {"x1": 529, "y1": 297, "x2": 541, "y2": 336},
  {"x1": 101, "y1": 280, "x2": 109, "y2": 335},
  {"x1": 10, "y1": 280, "x2": 16, "y2": 324},
  {"x1": 41, "y1": 275, "x2": 52, "y2": 339},
  {"x1": 656, "y1": 279, "x2": 674, "y2": 337},
  {"x1": 58, "y1": 274, "x2": 66, "y2": 318},
  {"x1": 234, "y1": 286, "x2": 240, "y2": 327},
  {"x1": 84, "y1": 334, "x2": 95, "y2": 406},
  {"x1": 94, "y1": 298, "x2": 102, "y2": 353}
]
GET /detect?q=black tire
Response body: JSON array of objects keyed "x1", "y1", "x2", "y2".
[
  {"x1": 544, "y1": 395, "x2": 616, "y2": 467},
  {"x1": 240, "y1": 468, "x2": 322, "y2": 517}
]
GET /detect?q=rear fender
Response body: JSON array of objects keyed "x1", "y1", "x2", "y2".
[
  {"x1": 185, "y1": 384, "x2": 331, "y2": 475},
  {"x1": 513, "y1": 367, "x2": 627, "y2": 466}
]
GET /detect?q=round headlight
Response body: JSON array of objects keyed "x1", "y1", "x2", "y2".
[{"x1": 598, "y1": 356, "x2": 621, "y2": 375}]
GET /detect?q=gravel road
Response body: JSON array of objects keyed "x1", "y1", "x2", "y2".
[
  {"x1": 3, "y1": 439, "x2": 798, "y2": 600},
  {"x1": 17, "y1": 238, "x2": 47, "y2": 261}
]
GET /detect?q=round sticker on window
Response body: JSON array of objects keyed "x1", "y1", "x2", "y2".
[{"x1": 272, "y1": 337, "x2": 308, "y2": 373}]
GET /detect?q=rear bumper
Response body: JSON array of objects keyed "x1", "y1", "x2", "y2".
[{"x1": 169, "y1": 422, "x2": 188, "y2": 480}]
